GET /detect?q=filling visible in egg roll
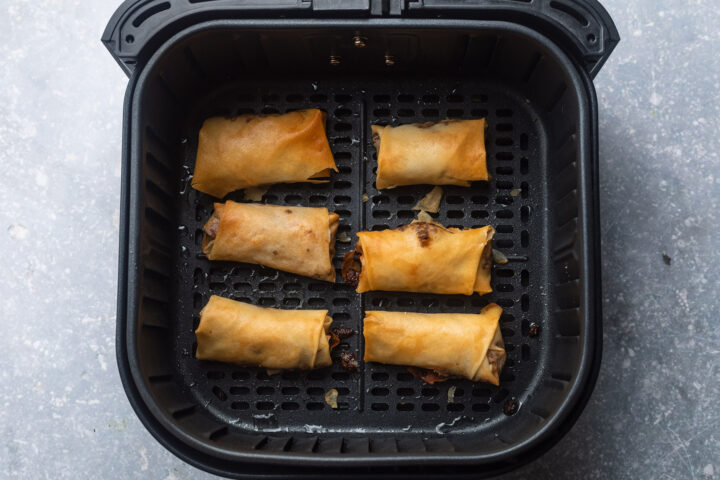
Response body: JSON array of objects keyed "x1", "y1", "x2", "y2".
[
  {"x1": 342, "y1": 222, "x2": 494, "y2": 295},
  {"x1": 193, "y1": 109, "x2": 338, "y2": 198},
  {"x1": 371, "y1": 118, "x2": 488, "y2": 189},
  {"x1": 203, "y1": 201, "x2": 339, "y2": 282},
  {"x1": 363, "y1": 304, "x2": 506, "y2": 385},
  {"x1": 196, "y1": 295, "x2": 334, "y2": 369}
]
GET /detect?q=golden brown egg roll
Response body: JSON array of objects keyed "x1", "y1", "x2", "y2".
[
  {"x1": 203, "y1": 201, "x2": 339, "y2": 282},
  {"x1": 342, "y1": 222, "x2": 494, "y2": 295},
  {"x1": 196, "y1": 295, "x2": 333, "y2": 369},
  {"x1": 371, "y1": 118, "x2": 488, "y2": 190},
  {"x1": 193, "y1": 109, "x2": 338, "y2": 198},
  {"x1": 363, "y1": 304, "x2": 506, "y2": 385}
]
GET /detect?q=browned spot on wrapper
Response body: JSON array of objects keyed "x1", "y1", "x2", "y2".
[{"x1": 415, "y1": 223, "x2": 432, "y2": 247}]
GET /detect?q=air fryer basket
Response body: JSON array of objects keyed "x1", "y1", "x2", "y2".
[{"x1": 105, "y1": 1, "x2": 617, "y2": 477}]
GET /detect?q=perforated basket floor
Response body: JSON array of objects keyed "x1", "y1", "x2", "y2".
[{"x1": 162, "y1": 76, "x2": 554, "y2": 449}]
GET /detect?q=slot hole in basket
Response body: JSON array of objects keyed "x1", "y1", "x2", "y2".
[
  {"x1": 257, "y1": 386, "x2": 274, "y2": 395},
  {"x1": 372, "y1": 387, "x2": 390, "y2": 396},
  {"x1": 397, "y1": 403, "x2": 414, "y2": 411},
  {"x1": 422, "y1": 387, "x2": 439, "y2": 397},
  {"x1": 422, "y1": 403, "x2": 440, "y2": 412},
  {"x1": 495, "y1": 269, "x2": 514, "y2": 278},
  {"x1": 522, "y1": 344, "x2": 531, "y2": 361},
  {"x1": 372, "y1": 372, "x2": 389, "y2": 381},
  {"x1": 493, "y1": 388, "x2": 510, "y2": 403},
  {"x1": 212, "y1": 386, "x2": 227, "y2": 401}
]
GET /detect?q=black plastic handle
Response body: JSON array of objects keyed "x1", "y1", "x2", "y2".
[
  {"x1": 406, "y1": 0, "x2": 620, "y2": 78},
  {"x1": 102, "y1": 0, "x2": 618, "y2": 78}
]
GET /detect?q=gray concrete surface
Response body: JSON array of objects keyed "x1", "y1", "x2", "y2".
[{"x1": 0, "y1": 0, "x2": 718, "y2": 478}]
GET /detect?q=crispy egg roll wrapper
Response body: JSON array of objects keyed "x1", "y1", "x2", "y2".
[
  {"x1": 363, "y1": 304, "x2": 506, "y2": 385},
  {"x1": 371, "y1": 119, "x2": 488, "y2": 190},
  {"x1": 203, "y1": 201, "x2": 339, "y2": 282},
  {"x1": 196, "y1": 296, "x2": 332, "y2": 369},
  {"x1": 193, "y1": 109, "x2": 338, "y2": 198},
  {"x1": 344, "y1": 223, "x2": 494, "y2": 295}
]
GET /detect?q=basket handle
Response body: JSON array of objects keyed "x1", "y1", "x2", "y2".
[
  {"x1": 405, "y1": 0, "x2": 619, "y2": 78},
  {"x1": 102, "y1": 0, "x2": 618, "y2": 78}
]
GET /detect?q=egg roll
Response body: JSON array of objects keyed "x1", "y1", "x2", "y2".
[
  {"x1": 371, "y1": 118, "x2": 488, "y2": 190},
  {"x1": 193, "y1": 109, "x2": 338, "y2": 198},
  {"x1": 363, "y1": 304, "x2": 506, "y2": 385},
  {"x1": 203, "y1": 201, "x2": 339, "y2": 282},
  {"x1": 196, "y1": 295, "x2": 333, "y2": 369},
  {"x1": 342, "y1": 222, "x2": 494, "y2": 295}
]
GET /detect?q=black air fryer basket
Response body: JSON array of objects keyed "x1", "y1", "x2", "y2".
[{"x1": 103, "y1": 1, "x2": 618, "y2": 477}]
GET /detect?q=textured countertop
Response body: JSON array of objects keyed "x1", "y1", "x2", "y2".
[{"x1": 1, "y1": 1, "x2": 718, "y2": 478}]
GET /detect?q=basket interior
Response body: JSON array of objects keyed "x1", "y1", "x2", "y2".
[{"x1": 129, "y1": 25, "x2": 588, "y2": 461}]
